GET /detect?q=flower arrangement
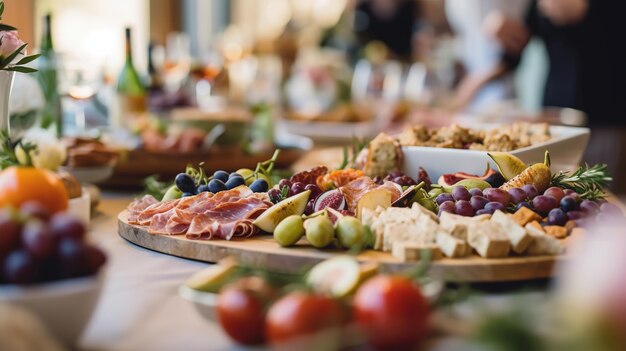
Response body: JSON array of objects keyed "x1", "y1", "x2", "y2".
[{"x1": 0, "y1": 0, "x2": 39, "y2": 73}]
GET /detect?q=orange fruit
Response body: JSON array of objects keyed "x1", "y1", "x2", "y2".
[{"x1": 0, "y1": 166, "x2": 68, "y2": 213}]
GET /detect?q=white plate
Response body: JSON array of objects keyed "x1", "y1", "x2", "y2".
[
  {"x1": 402, "y1": 124, "x2": 590, "y2": 181},
  {"x1": 278, "y1": 119, "x2": 381, "y2": 143}
]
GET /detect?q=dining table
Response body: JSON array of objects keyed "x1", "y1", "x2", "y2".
[{"x1": 77, "y1": 146, "x2": 564, "y2": 351}]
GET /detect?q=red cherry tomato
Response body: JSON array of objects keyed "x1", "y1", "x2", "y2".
[
  {"x1": 216, "y1": 277, "x2": 274, "y2": 345},
  {"x1": 353, "y1": 275, "x2": 430, "y2": 351},
  {"x1": 266, "y1": 291, "x2": 345, "y2": 348}
]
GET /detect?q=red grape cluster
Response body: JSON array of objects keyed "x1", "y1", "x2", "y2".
[
  {"x1": 0, "y1": 202, "x2": 106, "y2": 285},
  {"x1": 436, "y1": 184, "x2": 621, "y2": 226},
  {"x1": 383, "y1": 171, "x2": 417, "y2": 187}
]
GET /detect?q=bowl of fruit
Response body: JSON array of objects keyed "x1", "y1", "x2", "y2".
[{"x1": 0, "y1": 203, "x2": 106, "y2": 347}]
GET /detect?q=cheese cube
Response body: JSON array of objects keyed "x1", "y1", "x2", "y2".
[
  {"x1": 467, "y1": 221, "x2": 511, "y2": 258},
  {"x1": 544, "y1": 225, "x2": 568, "y2": 239},
  {"x1": 391, "y1": 241, "x2": 442, "y2": 262},
  {"x1": 526, "y1": 233, "x2": 564, "y2": 256},
  {"x1": 411, "y1": 202, "x2": 439, "y2": 222},
  {"x1": 525, "y1": 221, "x2": 546, "y2": 236},
  {"x1": 436, "y1": 230, "x2": 470, "y2": 258},
  {"x1": 491, "y1": 210, "x2": 534, "y2": 254}
]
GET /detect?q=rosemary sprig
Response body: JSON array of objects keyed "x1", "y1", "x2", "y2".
[{"x1": 551, "y1": 164, "x2": 612, "y2": 199}]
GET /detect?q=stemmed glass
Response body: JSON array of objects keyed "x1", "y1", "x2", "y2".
[{"x1": 62, "y1": 62, "x2": 101, "y2": 135}]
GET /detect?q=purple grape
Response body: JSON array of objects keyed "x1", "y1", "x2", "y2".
[
  {"x1": 547, "y1": 208, "x2": 568, "y2": 226},
  {"x1": 451, "y1": 186, "x2": 471, "y2": 201},
  {"x1": 22, "y1": 220, "x2": 57, "y2": 260},
  {"x1": 304, "y1": 184, "x2": 323, "y2": 198},
  {"x1": 469, "y1": 188, "x2": 483, "y2": 197},
  {"x1": 304, "y1": 199, "x2": 316, "y2": 215},
  {"x1": 278, "y1": 179, "x2": 292, "y2": 190},
  {"x1": 521, "y1": 184, "x2": 539, "y2": 199},
  {"x1": 475, "y1": 209, "x2": 492, "y2": 216},
  {"x1": 484, "y1": 202, "x2": 505, "y2": 213},
  {"x1": 290, "y1": 182, "x2": 305, "y2": 196},
  {"x1": 0, "y1": 213, "x2": 21, "y2": 256},
  {"x1": 455, "y1": 200, "x2": 474, "y2": 217},
  {"x1": 85, "y1": 245, "x2": 107, "y2": 275},
  {"x1": 438, "y1": 201, "x2": 456, "y2": 215},
  {"x1": 20, "y1": 201, "x2": 51, "y2": 222},
  {"x1": 58, "y1": 238, "x2": 89, "y2": 278},
  {"x1": 580, "y1": 200, "x2": 600, "y2": 215},
  {"x1": 567, "y1": 210, "x2": 585, "y2": 220},
  {"x1": 567, "y1": 192, "x2": 581, "y2": 203},
  {"x1": 532, "y1": 195, "x2": 559, "y2": 214},
  {"x1": 50, "y1": 213, "x2": 86, "y2": 240},
  {"x1": 435, "y1": 193, "x2": 455, "y2": 205},
  {"x1": 470, "y1": 196, "x2": 489, "y2": 210},
  {"x1": 393, "y1": 176, "x2": 417, "y2": 186},
  {"x1": 515, "y1": 202, "x2": 531, "y2": 211},
  {"x1": 560, "y1": 196, "x2": 578, "y2": 213},
  {"x1": 3, "y1": 250, "x2": 38, "y2": 284},
  {"x1": 388, "y1": 170, "x2": 404, "y2": 179},
  {"x1": 563, "y1": 189, "x2": 577, "y2": 196},
  {"x1": 483, "y1": 188, "x2": 511, "y2": 206},
  {"x1": 544, "y1": 187, "x2": 566, "y2": 202},
  {"x1": 267, "y1": 188, "x2": 282, "y2": 204},
  {"x1": 600, "y1": 203, "x2": 623, "y2": 216},
  {"x1": 508, "y1": 188, "x2": 527, "y2": 204}
]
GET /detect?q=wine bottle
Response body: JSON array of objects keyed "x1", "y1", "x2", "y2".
[
  {"x1": 147, "y1": 41, "x2": 163, "y2": 92},
  {"x1": 112, "y1": 27, "x2": 146, "y2": 129},
  {"x1": 37, "y1": 13, "x2": 63, "y2": 137}
]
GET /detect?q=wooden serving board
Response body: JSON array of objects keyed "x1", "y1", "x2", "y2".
[{"x1": 118, "y1": 211, "x2": 571, "y2": 282}]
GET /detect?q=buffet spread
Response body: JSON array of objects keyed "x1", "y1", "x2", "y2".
[{"x1": 119, "y1": 122, "x2": 613, "y2": 281}]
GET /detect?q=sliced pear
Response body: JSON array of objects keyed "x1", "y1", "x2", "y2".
[
  {"x1": 185, "y1": 257, "x2": 239, "y2": 293},
  {"x1": 306, "y1": 256, "x2": 363, "y2": 298},
  {"x1": 253, "y1": 190, "x2": 311, "y2": 233},
  {"x1": 488, "y1": 152, "x2": 527, "y2": 181},
  {"x1": 357, "y1": 188, "x2": 392, "y2": 219}
]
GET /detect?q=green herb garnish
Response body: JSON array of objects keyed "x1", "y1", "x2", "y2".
[{"x1": 551, "y1": 164, "x2": 612, "y2": 199}]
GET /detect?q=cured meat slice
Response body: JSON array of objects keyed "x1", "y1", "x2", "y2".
[
  {"x1": 127, "y1": 195, "x2": 158, "y2": 224},
  {"x1": 339, "y1": 177, "x2": 401, "y2": 211},
  {"x1": 290, "y1": 166, "x2": 328, "y2": 185},
  {"x1": 185, "y1": 197, "x2": 270, "y2": 239},
  {"x1": 137, "y1": 199, "x2": 181, "y2": 226}
]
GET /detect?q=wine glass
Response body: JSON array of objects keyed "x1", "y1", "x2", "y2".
[
  {"x1": 351, "y1": 59, "x2": 404, "y2": 127},
  {"x1": 62, "y1": 63, "x2": 101, "y2": 135}
]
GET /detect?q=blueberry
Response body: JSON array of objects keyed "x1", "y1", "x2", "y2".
[
  {"x1": 250, "y1": 179, "x2": 269, "y2": 193},
  {"x1": 213, "y1": 170, "x2": 229, "y2": 183},
  {"x1": 182, "y1": 192, "x2": 195, "y2": 197},
  {"x1": 208, "y1": 179, "x2": 227, "y2": 193},
  {"x1": 225, "y1": 176, "x2": 245, "y2": 189},
  {"x1": 197, "y1": 184, "x2": 210, "y2": 193},
  {"x1": 175, "y1": 173, "x2": 196, "y2": 194},
  {"x1": 229, "y1": 172, "x2": 244, "y2": 180},
  {"x1": 560, "y1": 196, "x2": 578, "y2": 213}
]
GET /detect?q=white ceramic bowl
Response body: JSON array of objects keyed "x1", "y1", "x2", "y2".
[
  {"x1": 60, "y1": 165, "x2": 114, "y2": 184},
  {"x1": 0, "y1": 273, "x2": 104, "y2": 346},
  {"x1": 402, "y1": 124, "x2": 590, "y2": 182}
]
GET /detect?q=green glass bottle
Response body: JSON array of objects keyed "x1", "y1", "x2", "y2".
[
  {"x1": 113, "y1": 27, "x2": 146, "y2": 129},
  {"x1": 37, "y1": 13, "x2": 62, "y2": 137}
]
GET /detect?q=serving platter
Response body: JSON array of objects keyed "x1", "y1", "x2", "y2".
[{"x1": 118, "y1": 210, "x2": 577, "y2": 283}]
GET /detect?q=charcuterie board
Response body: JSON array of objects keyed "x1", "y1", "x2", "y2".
[{"x1": 118, "y1": 210, "x2": 577, "y2": 282}]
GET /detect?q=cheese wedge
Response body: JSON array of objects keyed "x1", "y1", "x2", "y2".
[{"x1": 526, "y1": 232, "x2": 564, "y2": 256}]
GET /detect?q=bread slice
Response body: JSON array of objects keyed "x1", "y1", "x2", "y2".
[{"x1": 364, "y1": 133, "x2": 402, "y2": 178}]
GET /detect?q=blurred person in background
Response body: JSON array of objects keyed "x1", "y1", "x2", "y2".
[
  {"x1": 488, "y1": 0, "x2": 626, "y2": 192},
  {"x1": 353, "y1": 0, "x2": 421, "y2": 62},
  {"x1": 446, "y1": 0, "x2": 530, "y2": 112}
]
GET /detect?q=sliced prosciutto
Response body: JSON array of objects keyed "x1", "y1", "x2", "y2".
[
  {"x1": 127, "y1": 195, "x2": 158, "y2": 224},
  {"x1": 339, "y1": 177, "x2": 401, "y2": 211},
  {"x1": 126, "y1": 185, "x2": 272, "y2": 239},
  {"x1": 186, "y1": 196, "x2": 270, "y2": 240}
]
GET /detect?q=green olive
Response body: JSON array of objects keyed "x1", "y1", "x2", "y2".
[
  {"x1": 162, "y1": 185, "x2": 183, "y2": 201},
  {"x1": 304, "y1": 215, "x2": 335, "y2": 248},
  {"x1": 273, "y1": 215, "x2": 305, "y2": 247},
  {"x1": 335, "y1": 216, "x2": 366, "y2": 249}
]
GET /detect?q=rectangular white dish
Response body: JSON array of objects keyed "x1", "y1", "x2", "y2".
[{"x1": 402, "y1": 124, "x2": 590, "y2": 182}]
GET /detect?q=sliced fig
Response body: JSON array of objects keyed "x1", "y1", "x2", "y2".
[
  {"x1": 392, "y1": 185, "x2": 418, "y2": 208},
  {"x1": 313, "y1": 189, "x2": 347, "y2": 212},
  {"x1": 438, "y1": 168, "x2": 501, "y2": 187}
]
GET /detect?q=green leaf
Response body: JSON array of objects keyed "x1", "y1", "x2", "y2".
[
  {"x1": 0, "y1": 24, "x2": 16, "y2": 31},
  {"x1": 0, "y1": 42, "x2": 27, "y2": 67},
  {"x1": 0, "y1": 1, "x2": 5, "y2": 18},
  {"x1": 4, "y1": 66, "x2": 38, "y2": 73},
  {"x1": 16, "y1": 54, "x2": 40, "y2": 65}
]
